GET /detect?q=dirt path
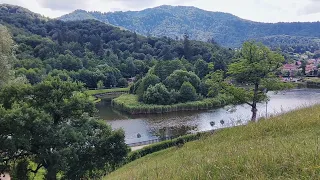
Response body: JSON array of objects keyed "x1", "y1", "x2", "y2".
[{"x1": 131, "y1": 145, "x2": 149, "y2": 151}]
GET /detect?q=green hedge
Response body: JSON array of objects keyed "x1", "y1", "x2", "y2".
[
  {"x1": 112, "y1": 94, "x2": 235, "y2": 115},
  {"x1": 127, "y1": 133, "x2": 210, "y2": 163}
]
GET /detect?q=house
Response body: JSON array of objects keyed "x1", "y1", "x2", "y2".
[
  {"x1": 282, "y1": 64, "x2": 299, "y2": 77},
  {"x1": 308, "y1": 59, "x2": 316, "y2": 65},
  {"x1": 282, "y1": 64, "x2": 297, "y2": 71},
  {"x1": 296, "y1": 61, "x2": 302, "y2": 67},
  {"x1": 305, "y1": 64, "x2": 317, "y2": 75},
  {"x1": 127, "y1": 77, "x2": 136, "y2": 83}
]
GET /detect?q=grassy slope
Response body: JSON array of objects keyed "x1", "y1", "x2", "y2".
[{"x1": 107, "y1": 105, "x2": 320, "y2": 179}]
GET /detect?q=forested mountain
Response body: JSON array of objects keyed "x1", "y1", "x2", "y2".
[
  {"x1": 0, "y1": 4, "x2": 233, "y2": 89},
  {"x1": 256, "y1": 35, "x2": 320, "y2": 54},
  {"x1": 59, "y1": 5, "x2": 320, "y2": 48}
]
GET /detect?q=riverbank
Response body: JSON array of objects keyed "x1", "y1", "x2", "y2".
[
  {"x1": 107, "y1": 104, "x2": 320, "y2": 179},
  {"x1": 111, "y1": 94, "x2": 235, "y2": 115}
]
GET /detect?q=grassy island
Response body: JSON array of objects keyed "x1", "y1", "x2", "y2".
[{"x1": 111, "y1": 94, "x2": 234, "y2": 114}]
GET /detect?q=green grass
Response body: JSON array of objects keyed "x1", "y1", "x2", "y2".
[
  {"x1": 85, "y1": 88, "x2": 129, "y2": 96},
  {"x1": 106, "y1": 105, "x2": 320, "y2": 179},
  {"x1": 304, "y1": 77, "x2": 320, "y2": 83}
]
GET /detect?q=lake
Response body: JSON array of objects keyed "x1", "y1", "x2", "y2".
[{"x1": 96, "y1": 89, "x2": 320, "y2": 144}]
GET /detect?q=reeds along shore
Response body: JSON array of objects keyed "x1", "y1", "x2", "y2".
[{"x1": 111, "y1": 94, "x2": 235, "y2": 115}]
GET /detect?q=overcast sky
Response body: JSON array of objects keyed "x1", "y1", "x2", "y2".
[{"x1": 1, "y1": 0, "x2": 320, "y2": 22}]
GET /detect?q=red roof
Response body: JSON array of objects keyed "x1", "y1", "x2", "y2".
[
  {"x1": 308, "y1": 59, "x2": 316, "y2": 64},
  {"x1": 306, "y1": 64, "x2": 316, "y2": 73},
  {"x1": 282, "y1": 64, "x2": 297, "y2": 71}
]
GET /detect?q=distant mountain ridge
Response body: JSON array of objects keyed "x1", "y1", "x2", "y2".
[
  {"x1": 0, "y1": 4, "x2": 48, "y2": 20},
  {"x1": 59, "y1": 5, "x2": 320, "y2": 47}
]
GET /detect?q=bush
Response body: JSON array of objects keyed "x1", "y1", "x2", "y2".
[
  {"x1": 164, "y1": 70, "x2": 201, "y2": 91},
  {"x1": 135, "y1": 74, "x2": 160, "y2": 100},
  {"x1": 118, "y1": 78, "x2": 128, "y2": 87},
  {"x1": 127, "y1": 133, "x2": 205, "y2": 162},
  {"x1": 179, "y1": 82, "x2": 197, "y2": 102},
  {"x1": 143, "y1": 83, "x2": 171, "y2": 105}
]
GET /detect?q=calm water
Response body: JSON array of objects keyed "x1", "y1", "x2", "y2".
[{"x1": 96, "y1": 89, "x2": 320, "y2": 144}]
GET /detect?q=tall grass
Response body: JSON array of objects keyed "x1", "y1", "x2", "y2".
[
  {"x1": 85, "y1": 88, "x2": 129, "y2": 96},
  {"x1": 112, "y1": 94, "x2": 234, "y2": 114},
  {"x1": 106, "y1": 105, "x2": 320, "y2": 179}
]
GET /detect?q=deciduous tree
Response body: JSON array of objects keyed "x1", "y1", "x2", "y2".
[{"x1": 225, "y1": 42, "x2": 284, "y2": 121}]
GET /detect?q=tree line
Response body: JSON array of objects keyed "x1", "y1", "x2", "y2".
[{"x1": 0, "y1": 4, "x2": 233, "y2": 89}]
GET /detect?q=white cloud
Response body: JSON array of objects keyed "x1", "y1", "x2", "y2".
[
  {"x1": 298, "y1": 0, "x2": 320, "y2": 15},
  {"x1": 0, "y1": 0, "x2": 319, "y2": 22},
  {"x1": 36, "y1": 0, "x2": 88, "y2": 11}
]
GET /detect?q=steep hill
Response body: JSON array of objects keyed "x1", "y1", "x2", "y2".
[
  {"x1": 107, "y1": 105, "x2": 320, "y2": 179},
  {"x1": 59, "y1": 5, "x2": 320, "y2": 48}
]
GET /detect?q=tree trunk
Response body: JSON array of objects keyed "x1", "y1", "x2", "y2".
[
  {"x1": 251, "y1": 83, "x2": 259, "y2": 122},
  {"x1": 45, "y1": 167, "x2": 57, "y2": 180},
  {"x1": 251, "y1": 105, "x2": 257, "y2": 122}
]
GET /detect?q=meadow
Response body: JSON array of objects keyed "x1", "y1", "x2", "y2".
[{"x1": 107, "y1": 105, "x2": 320, "y2": 179}]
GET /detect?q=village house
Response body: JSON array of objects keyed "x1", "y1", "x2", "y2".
[{"x1": 282, "y1": 64, "x2": 299, "y2": 77}]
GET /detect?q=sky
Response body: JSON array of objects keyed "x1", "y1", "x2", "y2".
[{"x1": 1, "y1": 0, "x2": 320, "y2": 22}]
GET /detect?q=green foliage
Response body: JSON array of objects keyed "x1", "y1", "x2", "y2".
[
  {"x1": 0, "y1": 77, "x2": 128, "y2": 179},
  {"x1": 154, "y1": 60, "x2": 185, "y2": 81},
  {"x1": 226, "y1": 41, "x2": 285, "y2": 121},
  {"x1": 12, "y1": 160, "x2": 29, "y2": 180},
  {"x1": 194, "y1": 59, "x2": 209, "y2": 78},
  {"x1": 164, "y1": 70, "x2": 201, "y2": 91},
  {"x1": 127, "y1": 133, "x2": 203, "y2": 162},
  {"x1": 0, "y1": 25, "x2": 14, "y2": 87},
  {"x1": 136, "y1": 74, "x2": 160, "y2": 99},
  {"x1": 228, "y1": 42, "x2": 284, "y2": 84},
  {"x1": 179, "y1": 82, "x2": 197, "y2": 102},
  {"x1": 117, "y1": 78, "x2": 128, "y2": 88},
  {"x1": 0, "y1": 4, "x2": 231, "y2": 90},
  {"x1": 143, "y1": 83, "x2": 172, "y2": 105},
  {"x1": 112, "y1": 93, "x2": 234, "y2": 115},
  {"x1": 60, "y1": 5, "x2": 320, "y2": 48},
  {"x1": 85, "y1": 87, "x2": 129, "y2": 95},
  {"x1": 205, "y1": 70, "x2": 224, "y2": 97},
  {"x1": 15, "y1": 67, "x2": 45, "y2": 84},
  {"x1": 97, "y1": 80, "x2": 104, "y2": 89},
  {"x1": 257, "y1": 35, "x2": 320, "y2": 54}
]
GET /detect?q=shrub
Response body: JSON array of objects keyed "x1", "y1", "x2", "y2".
[
  {"x1": 127, "y1": 133, "x2": 205, "y2": 162},
  {"x1": 143, "y1": 83, "x2": 171, "y2": 105},
  {"x1": 179, "y1": 82, "x2": 197, "y2": 102},
  {"x1": 135, "y1": 74, "x2": 160, "y2": 100},
  {"x1": 118, "y1": 78, "x2": 128, "y2": 87},
  {"x1": 164, "y1": 70, "x2": 201, "y2": 91}
]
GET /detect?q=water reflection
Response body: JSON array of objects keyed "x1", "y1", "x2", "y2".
[{"x1": 96, "y1": 89, "x2": 320, "y2": 144}]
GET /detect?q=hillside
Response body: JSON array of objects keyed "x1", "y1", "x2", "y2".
[
  {"x1": 107, "y1": 105, "x2": 320, "y2": 179},
  {"x1": 0, "y1": 4, "x2": 48, "y2": 20},
  {"x1": 0, "y1": 4, "x2": 233, "y2": 89},
  {"x1": 59, "y1": 5, "x2": 320, "y2": 48}
]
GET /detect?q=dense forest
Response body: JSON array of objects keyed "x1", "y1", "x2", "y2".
[
  {"x1": 255, "y1": 35, "x2": 320, "y2": 54},
  {"x1": 60, "y1": 5, "x2": 320, "y2": 49},
  {"x1": 0, "y1": 4, "x2": 233, "y2": 89}
]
